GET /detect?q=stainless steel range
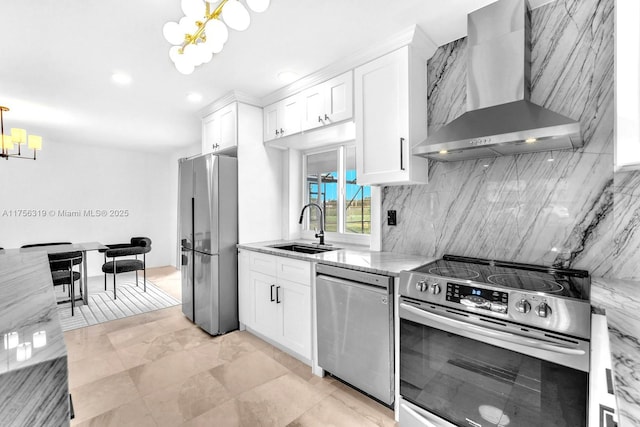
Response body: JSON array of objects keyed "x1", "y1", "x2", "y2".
[{"x1": 399, "y1": 255, "x2": 591, "y2": 427}]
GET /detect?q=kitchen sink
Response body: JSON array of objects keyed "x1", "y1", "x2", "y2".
[{"x1": 269, "y1": 243, "x2": 339, "y2": 254}]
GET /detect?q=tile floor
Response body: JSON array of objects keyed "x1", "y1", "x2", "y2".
[{"x1": 66, "y1": 266, "x2": 397, "y2": 426}]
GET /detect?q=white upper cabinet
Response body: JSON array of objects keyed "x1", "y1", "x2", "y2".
[
  {"x1": 301, "y1": 71, "x2": 353, "y2": 131},
  {"x1": 355, "y1": 46, "x2": 429, "y2": 185},
  {"x1": 300, "y1": 85, "x2": 325, "y2": 131},
  {"x1": 264, "y1": 72, "x2": 353, "y2": 143},
  {"x1": 263, "y1": 94, "x2": 301, "y2": 142},
  {"x1": 202, "y1": 102, "x2": 237, "y2": 154},
  {"x1": 615, "y1": 0, "x2": 640, "y2": 170}
]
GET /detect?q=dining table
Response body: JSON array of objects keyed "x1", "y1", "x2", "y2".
[{"x1": 4, "y1": 242, "x2": 109, "y2": 305}]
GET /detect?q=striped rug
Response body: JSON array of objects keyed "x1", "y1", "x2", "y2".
[{"x1": 57, "y1": 280, "x2": 180, "y2": 332}]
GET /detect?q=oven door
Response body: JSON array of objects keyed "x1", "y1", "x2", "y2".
[{"x1": 399, "y1": 299, "x2": 589, "y2": 427}]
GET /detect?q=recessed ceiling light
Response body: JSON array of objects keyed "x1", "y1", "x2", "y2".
[
  {"x1": 278, "y1": 70, "x2": 299, "y2": 84},
  {"x1": 547, "y1": 158, "x2": 554, "y2": 162},
  {"x1": 187, "y1": 93, "x2": 203, "y2": 103},
  {"x1": 111, "y1": 72, "x2": 132, "y2": 85}
]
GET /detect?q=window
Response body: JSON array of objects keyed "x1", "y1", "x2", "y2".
[{"x1": 303, "y1": 145, "x2": 371, "y2": 239}]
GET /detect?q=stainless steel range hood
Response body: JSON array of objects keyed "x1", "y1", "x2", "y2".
[{"x1": 413, "y1": 0, "x2": 582, "y2": 162}]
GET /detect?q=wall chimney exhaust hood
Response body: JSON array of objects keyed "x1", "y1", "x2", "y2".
[{"x1": 412, "y1": 0, "x2": 582, "y2": 162}]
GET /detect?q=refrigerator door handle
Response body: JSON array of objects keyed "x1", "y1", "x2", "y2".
[
  {"x1": 276, "y1": 286, "x2": 281, "y2": 304},
  {"x1": 270, "y1": 284, "x2": 275, "y2": 302},
  {"x1": 181, "y1": 238, "x2": 193, "y2": 250}
]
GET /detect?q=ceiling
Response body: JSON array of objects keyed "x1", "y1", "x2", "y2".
[{"x1": 0, "y1": 0, "x2": 553, "y2": 153}]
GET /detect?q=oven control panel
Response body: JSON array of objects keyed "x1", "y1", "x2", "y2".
[
  {"x1": 446, "y1": 283, "x2": 509, "y2": 313},
  {"x1": 399, "y1": 270, "x2": 592, "y2": 339}
]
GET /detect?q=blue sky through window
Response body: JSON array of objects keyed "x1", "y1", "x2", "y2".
[{"x1": 313, "y1": 170, "x2": 371, "y2": 200}]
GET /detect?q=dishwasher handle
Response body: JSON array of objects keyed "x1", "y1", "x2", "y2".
[{"x1": 316, "y1": 274, "x2": 390, "y2": 295}]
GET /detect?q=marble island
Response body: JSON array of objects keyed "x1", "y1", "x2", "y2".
[
  {"x1": 0, "y1": 252, "x2": 69, "y2": 426},
  {"x1": 592, "y1": 277, "x2": 640, "y2": 427}
]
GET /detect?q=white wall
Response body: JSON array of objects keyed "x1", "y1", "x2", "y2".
[
  {"x1": 237, "y1": 102, "x2": 283, "y2": 243},
  {"x1": 282, "y1": 148, "x2": 302, "y2": 240},
  {"x1": 0, "y1": 139, "x2": 190, "y2": 276}
]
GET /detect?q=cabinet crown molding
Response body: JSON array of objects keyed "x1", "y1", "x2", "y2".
[
  {"x1": 200, "y1": 90, "x2": 262, "y2": 118},
  {"x1": 260, "y1": 25, "x2": 437, "y2": 107}
]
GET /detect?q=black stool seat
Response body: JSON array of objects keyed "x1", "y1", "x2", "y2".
[
  {"x1": 52, "y1": 270, "x2": 81, "y2": 286},
  {"x1": 102, "y1": 259, "x2": 144, "y2": 274}
]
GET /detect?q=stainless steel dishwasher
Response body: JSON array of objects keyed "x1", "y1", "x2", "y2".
[{"x1": 316, "y1": 264, "x2": 394, "y2": 406}]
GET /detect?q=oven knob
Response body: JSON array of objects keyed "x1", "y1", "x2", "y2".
[
  {"x1": 429, "y1": 284, "x2": 441, "y2": 295},
  {"x1": 415, "y1": 280, "x2": 428, "y2": 292},
  {"x1": 515, "y1": 299, "x2": 531, "y2": 314},
  {"x1": 535, "y1": 302, "x2": 551, "y2": 318}
]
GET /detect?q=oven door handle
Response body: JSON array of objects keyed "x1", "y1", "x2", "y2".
[{"x1": 400, "y1": 303, "x2": 585, "y2": 356}]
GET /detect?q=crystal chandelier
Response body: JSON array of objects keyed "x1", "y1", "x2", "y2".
[
  {"x1": 0, "y1": 106, "x2": 42, "y2": 161},
  {"x1": 163, "y1": 0, "x2": 270, "y2": 75}
]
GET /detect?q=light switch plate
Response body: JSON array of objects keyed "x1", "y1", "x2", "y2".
[{"x1": 387, "y1": 210, "x2": 397, "y2": 226}]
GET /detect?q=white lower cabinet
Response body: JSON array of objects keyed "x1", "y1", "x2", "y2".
[
  {"x1": 277, "y1": 279, "x2": 310, "y2": 358},
  {"x1": 251, "y1": 271, "x2": 279, "y2": 337},
  {"x1": 238, "y1": 250, "x2": 311, "y2": 360}
]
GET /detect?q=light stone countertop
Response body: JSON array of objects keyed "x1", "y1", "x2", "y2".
[
  {"x1": 0, "y1": 251, "x2": 70, "y2": 425},
  {"x1": 0, "y1": 252, "x2": 67, "y2": 373},
  {"x1": 591, "y1": 277, "x2": 640, "y2": 427},
  {"x1": 237, "y1": 240, "x2": 434, "y2": 277}
]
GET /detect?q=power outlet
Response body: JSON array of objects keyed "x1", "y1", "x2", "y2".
[{"x1": 387, "y1": 210, "x2": 397, "y2": 226}]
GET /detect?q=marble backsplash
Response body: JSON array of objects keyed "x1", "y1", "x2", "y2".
[
  {"x1": 612, "y1": 169, "x2": 640, "y2": 279},
  {"x1": 381, "y1": 0, "x2": 629, "y2": 278}
]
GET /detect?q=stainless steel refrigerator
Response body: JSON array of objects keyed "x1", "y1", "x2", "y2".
[{"x1": 179, "y1": 154, "x2": 238, "y2": 335}]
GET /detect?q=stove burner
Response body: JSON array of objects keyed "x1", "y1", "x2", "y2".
[
  {"x1": 487, "y1": 274, "x2": 564, "y2": 293},
  {"x1": 428, "y1": 267, "x2": 480, "y2": 280}
]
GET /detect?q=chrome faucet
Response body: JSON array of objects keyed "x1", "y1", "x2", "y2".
[{"x1": 299, "y1": 203, "x2": 325, "y2": 245}]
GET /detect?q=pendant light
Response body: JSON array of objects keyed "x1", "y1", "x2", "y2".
[{"x1": 162, "y1": 0, "x2": 270, "y2": 75}]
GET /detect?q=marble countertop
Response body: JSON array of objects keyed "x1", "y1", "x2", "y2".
[
  {"x1": 0, "y1": 252, "x2": 67, "y2": 374},
  {"x1": 591, "y1": 277, "x2": 640, "y2": 427},
  {"x1": 237, "y1": 240, "x2": 434, "y2": 277}
]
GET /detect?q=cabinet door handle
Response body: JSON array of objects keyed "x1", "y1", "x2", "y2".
[
  {"x1": 276, "y1": 286, "x2": 281, "y2": 304},
  {"x1": 275, "y1": 129, "x2": 280, "y2": 136},
  {"x1": 318, "y1": 115, "x2": 323, "y2": 123},
  {"x1": 324, "y1": 114, "x2": 329, "y2": 121},
  {"x1": 280, "y1": 128, "x2": 285, "y2": 135},
  {"x1": 400, "y1": 137, "x2": 405, "y2": 170},
  {"x1": 270, "y1": 284, "x2": 275, "y2": 302}
]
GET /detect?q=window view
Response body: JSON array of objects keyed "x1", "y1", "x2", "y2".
[
  {"x1": 305, "y1": 145, "x2": 370, "y2": 236},
  {"x1": 344, "y1": 146, "x2": 371, "y2": 234},
  {"x1": 306, "y1": 150, "x2": 338, "y2": 232}
]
